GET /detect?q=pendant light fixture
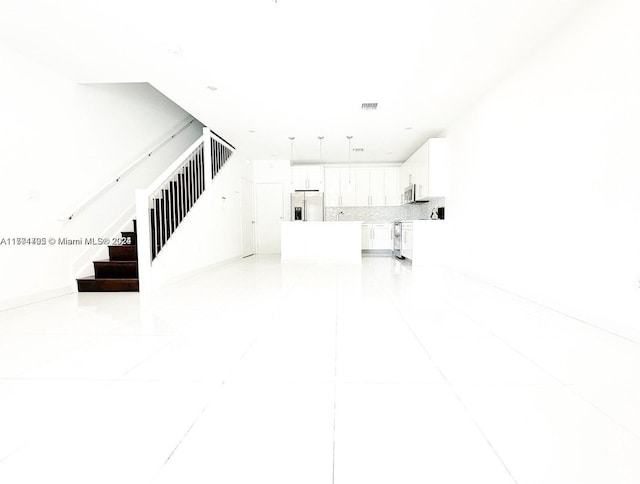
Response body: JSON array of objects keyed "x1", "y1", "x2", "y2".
[
  {"x1": 318, "y1": 136, "x2": 324, "y2": 163},
  {"x1": 289, "y1": 136, "x2": 296, "y2": 191}
]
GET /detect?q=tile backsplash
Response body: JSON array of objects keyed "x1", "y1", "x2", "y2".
[{"x1": 325, "y1": 197, "x2": 444, "y2": 222}]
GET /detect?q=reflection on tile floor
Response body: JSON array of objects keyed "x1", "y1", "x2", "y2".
[{"x1": 1, "y1": 255, "x2": 639, "y2": 483}]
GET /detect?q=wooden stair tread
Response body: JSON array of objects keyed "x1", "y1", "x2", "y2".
[
  {"x1": 77, "y1": 276, "x2": 139, "y2": 292},
  {"x1": 77, "y1": 219, "x2": 140, "y2": 292},
  {"x1": 94, "y1": 259, "x2": 137, "y2": 264},
  {"x1": 77, "y1": 276, "x2": 138, "y2": 281},
  {"x1": 108, "y1": 245, "x2": 138, "y2": 261}
]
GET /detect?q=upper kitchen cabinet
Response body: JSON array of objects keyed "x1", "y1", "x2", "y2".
[
  {"x1": 324, "y1": 167, "x2": 341, "y2": 206},
  {"x1": 291, "y1": 165, "x2": 324, "y2": 191},
  {"x1": 354, "y1": 167, "x2": 399, "y2": 206},
  {"x1": 384, "y1": 167, "x2": 400, "y2": 206},
  {"x1": 324, "y1": 167, "x2": 355, "y2": 206},
  {"x1": 401, "y1": 138, "x2": 449, "y2": 201},
  {"x1": 354, "y1": 168, "x2": 383, "y2": 206}
]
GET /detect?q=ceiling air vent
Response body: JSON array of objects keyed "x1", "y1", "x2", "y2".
[
  {"x1": 361, "y1": 103, "x2": 378, "y2": 110},
  {"x1": 353, "y1": 148, "x2": 365, "y2": 152}
]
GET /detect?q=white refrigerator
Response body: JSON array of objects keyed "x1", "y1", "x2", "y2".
[{"x1": 291, "y1": 190, "x2": 324, "y2": 221}]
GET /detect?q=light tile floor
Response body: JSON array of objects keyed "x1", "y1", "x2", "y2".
[{"x1": 1, "y1": 255, "x2": 640, "y2": 483}]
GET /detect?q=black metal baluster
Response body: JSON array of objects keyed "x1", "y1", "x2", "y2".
[
  {"x1": 163, "y1": 188, "x2": 170, "y2": 242},
  {"x1": 200, "y1": 147, "x2": 205, "y2": 194},
  {"x1": 211, "y1": 138, "x2": 218, "y2": 178},
  {"x1": 184, "y1": 165, "x2": 190, "y2": 212},
  {"x1": 187, "y1": 159, "x2": 193, "y2": 209},
  {"x1": 178, "y1": 172, "x2": 185, "y2": 223},
  {"x1": 157, "y1": 197, "x2": 165, "y2": 249},
  {"x1": 200, "y1": 146, "x2": 205, "y2": 193},
  {"x1": 196, "y1": 148, "x2": 202, "y2": 198},
  {"x1": 170, "y1": 181, "x2": 178, "y2": 233},
  {"x1": 150, "y1": 207, "x2": 157, "y2": 260}
]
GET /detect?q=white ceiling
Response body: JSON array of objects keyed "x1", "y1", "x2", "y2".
[{"x1": 0, "y1": 0, "x2": 589, "y2": 163}]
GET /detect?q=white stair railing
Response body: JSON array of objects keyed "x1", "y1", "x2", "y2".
[{"x1": 135, "y1": 128, "x2": 234, "y2": 276}]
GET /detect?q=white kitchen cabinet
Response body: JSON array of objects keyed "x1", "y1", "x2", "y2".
[
  {"x1": 372, "y1": 223, "x2": 393, "y2": 249},
  {"x1": 324, "y1": 167, "x2": 341, "y2": 206},
  {"x1": 384, "y1": 168, "x2": 400, "y2": 206},
  {"x1": 401, "y1": 138, "x2": 448, "y2": 201},
  {"x1": 427, "y1": 139, "x2": 449, "y2": 197},
  {"x1": 291, "y1": 165, "x2": 324, "y2": 191},
  {"x1": 401, "y1": 222, "x2": 413, "y2": 259},
  {"x1": 324, "y1": 167, "x2": 355, "y2": 206},
  {"x1": 354, "y1": 167, "x2": 392, "y2": 206},
  {"x1": 361, "y1": 224, "x2": 373, "y2": 249},
  {"x1": 322, "y1": 165, "x2": 398, "y2": 207},
  {"x1": 370, "y1": 168, "x2": 385, "y2": 206},
  {"x1": 340, "y1": 169, "x2": 356, "y2": 206},
  {"x1": 362, "y1": 223, "x2": 393, "y2": 250},
  {"x1": 354, "y1": 169, "x2": 370, "y2": 206}
]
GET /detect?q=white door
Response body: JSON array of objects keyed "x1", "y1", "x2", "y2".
[
  {"x1": 241, "y1": 177, "x2": 256, "y2": 258},
  {"x1": 255, "y1": 183, "x2": 284, "y2": 254}
]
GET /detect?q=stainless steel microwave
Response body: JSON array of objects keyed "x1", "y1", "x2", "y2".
[{"x1": 403, "y1": 184, "x2": 416, "y2": 204}]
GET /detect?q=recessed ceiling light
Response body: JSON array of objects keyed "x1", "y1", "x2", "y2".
[
  {"x1": 386, "y1": 152, "x2": 393, "y2": 155},
  {"x1": 206, "y1": 86, "x2": 218, "y2": 91},
  {"x1": 248, "y1": 130, "x2": 256, "y2": 133},
  {"x1": 404, "y1": 127, "x2": 413, "y2": 130}
]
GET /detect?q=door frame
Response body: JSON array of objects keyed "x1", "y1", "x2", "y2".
[{"x1": 241, "y1": 177, "x2": 256, "y2": 258}]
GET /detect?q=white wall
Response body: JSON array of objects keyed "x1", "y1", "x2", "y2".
[
  {"x1": 0, "y1": 43, "x2": 202, "y2": 310},
  {"x1": 443, "y1": 0, "x2": 640, "y2": 335},
  {"x1": 142, "y1": 151, "x2": 252, "y2": 290}
]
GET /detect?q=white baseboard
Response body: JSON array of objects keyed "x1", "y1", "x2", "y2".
[{"x1": 0, "y1": 285, "x2": 75, "y2": 312}]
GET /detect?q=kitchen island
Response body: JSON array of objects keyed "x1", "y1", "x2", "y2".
[{"x1": 281, "y1": 221, "x2": 361, "y2": 263}]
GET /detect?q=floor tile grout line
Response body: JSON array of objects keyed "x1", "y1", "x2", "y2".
[
  {"x1": 114, "y1": 338, "x2": 178, "y2": 382},
  {"x1": 0, "y1": 439, "x2": 36, "y2": 465},
  {"x1": 10, "y1": 331, "x2": 128, "y2": 381},
  {"x1": 441, "y1": 265, "x2": 640, "y2": 345},
  {"x1": 152, "y1": 284, "x2": 298, "y2": 480},
  {"x1": 437, "y1": 294, "x2": 568, "y2": 386},
  {"x1": 159, "y1": 379, "x2": 228, "y2": 470},
  {"x1": 331, "y1": 309, "x2": 338, "y2": 484},
  {"x1": 384, "y1": 288, "x2": 519, "y2": 484},
  {"x1": 437, "y1": 294, "x2": 640, "y2": 443}
]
